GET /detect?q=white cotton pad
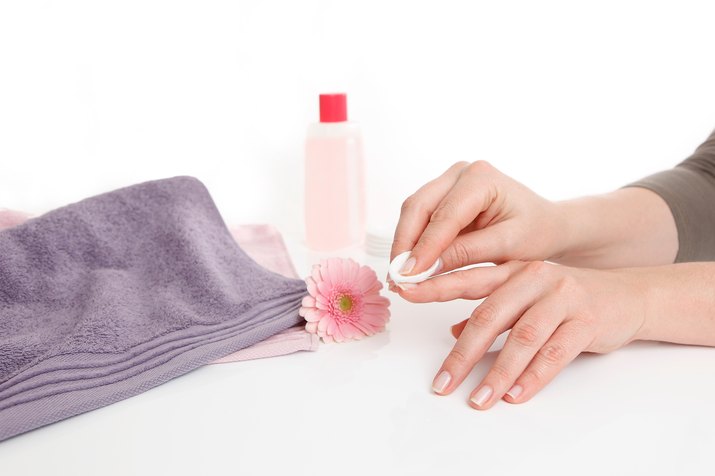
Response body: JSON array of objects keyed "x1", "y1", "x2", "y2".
[{"x1": 388, "y1": 251, "x2": 442, "y2": 284}]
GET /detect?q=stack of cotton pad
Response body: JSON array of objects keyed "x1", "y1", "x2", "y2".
[
  {"x1": 366, "y1": 229, "x2": 393, "y2": 257},
  {"x1": 388, "y1": 251, "x2": 442, "y2": 284}
]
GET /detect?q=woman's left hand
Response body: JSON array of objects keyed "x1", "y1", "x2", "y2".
[{"x1": 395, "y1": 261, "x2": 650, "y2": 409}]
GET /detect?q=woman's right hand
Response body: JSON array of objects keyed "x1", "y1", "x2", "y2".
[{"x1": 389, "y1": 161, "x2": 565, "y2": 282}]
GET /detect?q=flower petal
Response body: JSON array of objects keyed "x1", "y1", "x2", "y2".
[
  {"x1": 317, "y1": 314, "x2": 331, "y2": 333},
  {"x1": 348, "y1": 259, "x2": 361, "y2": 283},
  {"x1": 311, "y1": 264, "x2": 322, "y2": 283},
  {"x1": 331, "y1": 324, "x2": 345, "y2": 343},
  {"x1": 315, "y1": 297, "x2": 329, "y2": 310},
  {"x1": 305, "y1": 277, "x2": 318, "y2": 297},
  {"x1": 361, "y1": 310, "x2": 389, "y2": 326},
  {"x1": 364, "y1": 294, "x2": 390, "y2": 306},
  {"x1": 317, "y1": 279, "x2": 333, "y2": 299},
  {"x1": 356, "y1": 271, "x2": 378, "y2": 294},
  {"x1": 303, "y1": 258, "x2": 392, "y2": 342},
  {"x1": 303, "y1": 308, "x2": 322, "y2": 322}
]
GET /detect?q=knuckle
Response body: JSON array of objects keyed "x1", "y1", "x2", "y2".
[
  {"x1": 510, "y1": 322, "x2": 541, "y2": 347},
  {"x1": 469, "y1": 302, "x2": 499, "y2": 329},
  {"x1": 522, "y1": 368, "x2": 545, "y2": 386},
  {"x1": 430, "y1": 201, "x2": 459, "y2": 223},
  {"x1": 488, "y1": 363, "x2": 512, "y2": 382},
  {"x1": 525, "y1": 260, "x2": 550, "y2": 277},
  {"x1": 450, "y1": 161, "x2": 470, "y2": 171},
  {"x1": 554, "y1": 275, "x2": 578, "y2": 295},
  {"x1": 466, "y1": 160, "x2": 493, "y2": 175},
  {"x1": 446, "y1": 348, "x2": 470, "y2": 366},
  {"x1": 538, "y1": 342, "x2": 567, "y2": 366},
  {"x1": 447, "y1": 240, "x2": 472, "y2": 267},
  {"x1": 413, "y1": 231, "x2": 440, "y2": 253},
  {"x1": 450, "y1": 269, "x2": 471, "y2": 289},
  {"x1": 431, "y1": 284, "x2": 451, "y2": 303},
  {"x1": 400, "y1": 195, "x2": 419, "y2": 214}
]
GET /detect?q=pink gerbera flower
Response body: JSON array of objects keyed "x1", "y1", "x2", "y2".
[{"x1": 299, "y1": 258, "x2": 391, "y2": 343}]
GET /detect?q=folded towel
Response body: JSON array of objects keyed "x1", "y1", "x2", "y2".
[
  {"x1": 0, "y1": 213, "x2": 319, "y2": 364},
  {"x1": 0, "y1": 177, "x2": 307, "y2": 441},
  {"x1": 213, "y1": 225, "x2": 319, "y2": 363}
]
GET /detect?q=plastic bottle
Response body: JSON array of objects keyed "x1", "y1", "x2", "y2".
[{"x1": 304, "y1": 93, "x2": 366, "y2": 251}]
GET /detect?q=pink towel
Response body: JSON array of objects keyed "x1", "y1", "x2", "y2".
[
  {"x1": 0, "y1": 209, "x2": 32, "y2": 230},
  {"x1": 214, "y1": 225, "x2": 319, "y2": 363},
  {"x1": 0, "y1": 210, "x2": 318, "y2": 363}
]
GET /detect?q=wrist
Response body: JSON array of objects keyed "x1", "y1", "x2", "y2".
[
  {"x1": 631, "y1": 263, "x2": 713, "y2": 344},
  {"x1": 628, "y1": 268, "x2": 659, "y2": 342},
  {"x1": 547, "y1": 198, "x2": 596, "y2": 264}
]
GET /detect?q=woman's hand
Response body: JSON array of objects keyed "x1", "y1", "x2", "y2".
[
  {"x1": 398, "y1": 261, "x2": 655, "y2": 409},
  {"x1": 390, "y1": 161, "x2": 563, "y2": 279},
  {"x1": 389, "y1": 161, "x2": 678, "y2": 286}
]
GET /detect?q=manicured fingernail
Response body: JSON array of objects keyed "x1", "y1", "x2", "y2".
[
  {"x1": 432, "y1": 370, "x2": 451, "y2": 394},
  {"x1": 399, "y1": 257, "x2": 416, "y2": 274},
  {"x1": 397, "y1": 282, "x2": 417, "y2": 291},
  {"x1": 506, "y1": 384, "x2": 523, "y2": 400},
  {"x1": 470, "y1": 385, "x2": 493, "y2": 407}
]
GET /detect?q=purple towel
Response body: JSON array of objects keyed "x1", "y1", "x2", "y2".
[{"x1": 0, "y1": 177, "x2": 307, "y2": 441}]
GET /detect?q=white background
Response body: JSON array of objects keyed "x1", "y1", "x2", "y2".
[{"x1": 1, "y1": 1, "x2": 715, "y2": 475}]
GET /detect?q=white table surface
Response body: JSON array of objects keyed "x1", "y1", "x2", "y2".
[{"x1": 1, "y1": 238, "x2": 713, "y2": 476}]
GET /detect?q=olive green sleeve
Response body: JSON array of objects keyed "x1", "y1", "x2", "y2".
[{"x1": 625, "y1": 129, "x2": 715, "y2": 263}]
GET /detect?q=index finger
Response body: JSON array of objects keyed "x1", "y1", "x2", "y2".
[
  {"x1": 431, "y1": 261, "x2": 548, "y2": 396},
  {"x1": 390, "y1": 162, "x2": 468, "y2": 263},
  {"x1": 407, "y1": 161, "x2": 498, "y2": 276}
]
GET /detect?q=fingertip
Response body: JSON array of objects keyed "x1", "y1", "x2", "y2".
[
  {"x1": 503, "y1": 384, "x2": 525, "y2": 404},
  {"x1": 407, "y1": 256, "x2": 432, "y2": 277},
  {"x1": 469, "y1": 385, "x2": 495, "y2": 410},
  {"x1": 402, "y1": 252, "x2": 443, "y2": 279},
  {"x1": 432, "y1": 370, "x2": 452, "y2": 395}
]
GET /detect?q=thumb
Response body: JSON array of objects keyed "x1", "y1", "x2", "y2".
[{"x1": 438, "y1": 223, "x2": 514, "y2": 273}]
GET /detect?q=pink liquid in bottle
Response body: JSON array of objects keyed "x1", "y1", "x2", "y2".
[{"x1": 305, "y1": 93, "x2": 366, "y2": 251}]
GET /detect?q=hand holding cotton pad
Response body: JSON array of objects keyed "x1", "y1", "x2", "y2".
[{"x1": 388, "y1": 251, "x2": 442, "y2": 284}]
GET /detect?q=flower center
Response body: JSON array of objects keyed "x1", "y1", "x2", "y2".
[{"x1": 336, "y1": 294, "x2": 353, "y2": 313}]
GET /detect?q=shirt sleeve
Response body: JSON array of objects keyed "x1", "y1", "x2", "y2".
[{"x1": 625, "y1": 128, "x2": 715, "y2": 263}]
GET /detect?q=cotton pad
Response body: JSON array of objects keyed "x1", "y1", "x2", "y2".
[{"x1": 388, "y1": 251, "x2": 442, "y2": 284}]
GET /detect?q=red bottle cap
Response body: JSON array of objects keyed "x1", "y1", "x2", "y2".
[{"x1": 319, "y1": 93, "x2": 348, "y2": 123}]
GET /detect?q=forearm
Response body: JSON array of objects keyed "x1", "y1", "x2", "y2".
[
  {"x1": 636, "y1": 262, "x2": 715, "y2": 346},
  {"x1": 551, "y1": 187, "x2": 678, "y2": 268},
  {"x1": 550, "y1": 129, "x2": 715, "y2": 268}
]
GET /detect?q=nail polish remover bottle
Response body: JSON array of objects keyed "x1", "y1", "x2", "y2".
[{"x1": 305, "y1": 93, "x2": 366, "y2": 251}]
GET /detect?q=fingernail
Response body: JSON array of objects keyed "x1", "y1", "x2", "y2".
[
  {"x1": 506, "y1": 384, "x2": 523, "y2": 400},
  {"x1": 432, "y1": 370, "x2": 451, "y2": 394},
  {"x1": 470, "y1": 385, "x2": 493, "y2": 407},
  {"x1": 399, "y1": 257, "x2": 416, "y2": 275},
  {"x1": 397, "y1": 282, "x2": 417, "y2": 291}
]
